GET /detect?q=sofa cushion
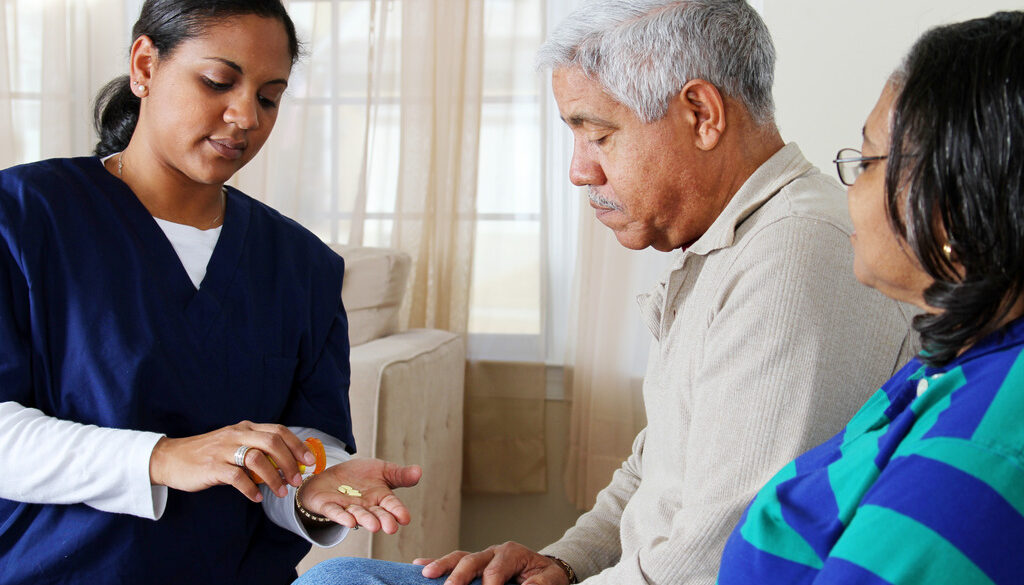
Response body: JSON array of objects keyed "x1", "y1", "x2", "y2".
[{"x1": 329, "y1": 244, "x2": 411, "y2": 346}]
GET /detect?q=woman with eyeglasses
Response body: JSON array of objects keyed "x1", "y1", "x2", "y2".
[
  {"x1": 0, "y1": 1, "x2": 420, "y2": 583},
  {"x1": 717, "y1": 10, "x2": 1024, "y2": 584}
]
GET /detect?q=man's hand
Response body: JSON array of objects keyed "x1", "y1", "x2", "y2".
[
  {"x1": 413, "y1": 542, "x2": 572, "y2": 585},
  {"x1": 298, "y1": 458, "x2": 422, "y2": 532}
]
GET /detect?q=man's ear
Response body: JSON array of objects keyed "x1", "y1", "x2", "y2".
[
  {"x1": 676, "y1": 79, "x2": 726, "y2": 151},
  {"x1": 129, "y1": 35, "x2": 157, "y2": 98}
]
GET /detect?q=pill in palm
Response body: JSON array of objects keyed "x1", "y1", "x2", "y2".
[{"x1": 337, "y1": 485, "x2": 362, "y2": 496}]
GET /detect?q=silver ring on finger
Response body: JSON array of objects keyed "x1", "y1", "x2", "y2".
[{"x1": 233, "y1": 445, "x2": 253, "y2": 468}]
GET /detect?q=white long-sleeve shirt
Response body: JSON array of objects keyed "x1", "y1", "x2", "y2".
[{"x1": 0, "y1": 402, "x2": 350, "y2": 546}]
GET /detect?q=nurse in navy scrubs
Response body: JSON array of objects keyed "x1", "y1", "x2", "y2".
[{"x1": 0, "y1": 1, "x2": 420, "y2": 583}]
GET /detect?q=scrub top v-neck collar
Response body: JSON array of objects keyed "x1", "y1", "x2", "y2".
[{"x1": 88, "y1": 157, "x2": 252, "y2": 338}]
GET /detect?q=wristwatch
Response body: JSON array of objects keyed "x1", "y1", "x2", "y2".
[{"x1": 544, "y1": 555, "x2": 578, "y2": 584}]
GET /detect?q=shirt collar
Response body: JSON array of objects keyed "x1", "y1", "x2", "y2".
[{"x1": 925, "y1": 315, "x2": 1024, "y2": 375}]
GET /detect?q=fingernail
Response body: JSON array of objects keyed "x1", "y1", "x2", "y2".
[
  {"x1": 277, "y1": 487, "x2": 288, "y2": 498},
  {"x1": 254, "y1": 493, "x2": 263, "y2": 502},
  {"x1": 291, "y1": 473, "x2": 302, "y2": 485},
  {"x1": 303, "y1": 451, "x2": 316, "y2": 465}
]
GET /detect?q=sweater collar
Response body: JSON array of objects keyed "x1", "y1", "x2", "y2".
[
  {"x1": 637, "y1": 143, "x2": 813, "y2": 339},
  {"x1": 684, "y1": 142, "x2": 813, "y2": 258}
]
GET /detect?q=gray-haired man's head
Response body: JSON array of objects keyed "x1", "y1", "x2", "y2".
[
  {"x1": 541, "y1": 0, "x2": 784, "y2": 252},
  {"x1": 537, "y1": 0, "x2": 776, "y2": 126}
]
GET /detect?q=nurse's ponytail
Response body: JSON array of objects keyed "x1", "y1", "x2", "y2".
[{"x1": 93, "y1": 76, "x2": 138, "y2": 157}]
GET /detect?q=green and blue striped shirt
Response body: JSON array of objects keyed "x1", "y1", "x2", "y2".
[{"x1": 718, "y1": 317, "x2": 1024, "y2": 584}]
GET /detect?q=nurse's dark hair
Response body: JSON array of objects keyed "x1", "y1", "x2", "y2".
[
  {"x1": 93, "y1": 0, "x2": 300, "y2": 157},
  {"x1": 885, "y1": 10, "x2": 1024, "y2": 366}
]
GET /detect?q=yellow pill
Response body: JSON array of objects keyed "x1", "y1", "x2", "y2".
[{"x1": 337, "y1": 485, "x2": 362, "y2": 497}]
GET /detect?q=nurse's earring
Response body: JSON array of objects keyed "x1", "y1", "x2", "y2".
[
  {"x1": 131, "y1": 80, "x2": 148, "y2": 97},
  {"x1": 942, "y1": 243, "x2": 953, "y2": 261}
]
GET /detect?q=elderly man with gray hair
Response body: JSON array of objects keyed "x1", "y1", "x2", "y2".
[{"x1": 294, "y1": 1, "x2": 916, "y2": 584}]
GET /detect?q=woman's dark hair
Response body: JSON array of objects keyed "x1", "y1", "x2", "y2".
[
  {"x1": 886, "y1": 11, "x2": 1024, "y2": 366},
  {"x1": 93, "y1": 0, "x2": 300, "y2": 156}
]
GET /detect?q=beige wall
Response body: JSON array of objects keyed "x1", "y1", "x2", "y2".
[{"x1": 766, "y1": 0, "x2": 1023, "y2": 177}]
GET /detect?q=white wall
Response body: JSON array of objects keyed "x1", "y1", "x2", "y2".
[{"x1": 765, "y1": 0, "x2": 1023, "y2": 176}]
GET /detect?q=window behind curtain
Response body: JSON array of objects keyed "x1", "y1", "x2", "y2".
[
  {"x1": 1, "y1": 0, "x2": 123, "y2": 163},
  {"x1": 1, "y1": 0, "x2": 563, "y2": 366},
  {"x1": 287, "y1": 0, "x2": 551, "y2": 362}
]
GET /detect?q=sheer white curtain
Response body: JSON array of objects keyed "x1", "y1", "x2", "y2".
[
  {"x1": 0, "y1": 0, "x2": 127, "y2": 166},
  {"x1": 562, "y1": 220, "x2": 664, "y2": 509},
  {"x1": 236, "y1": 0, "x2": 484, "y2": 334},
  {"x1": 542, "y1": 0, "x2": 665, "y2": 509}
]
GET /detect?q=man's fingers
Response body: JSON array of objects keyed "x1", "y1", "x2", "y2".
[
  {"x1": 444, "y1": 552, "x2": 498, "y2": 585},
  {"x1": 522, "y1": 566, "x2": 572, "y2": 585},
  {"x1": 482, "y1": 567, "x2": 517, "y2": 585},
  {"x1": 420, "y1": 551, "x2": 471, "y2": 579},
  {"x1": 433, "y1": 543, "x2": 552, "y2": 585},
  {"x1": 412, "y1": 557, "x2": 436, "y2": 567},
  {"x1": 480, "y1": 548, "x2": 524, "y2": 585}
]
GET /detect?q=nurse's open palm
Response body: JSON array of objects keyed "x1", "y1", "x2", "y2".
[{"x1": 299, "y1": 458, "x2": 422, "y2": 532}]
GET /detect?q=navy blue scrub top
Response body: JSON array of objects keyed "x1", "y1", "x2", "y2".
[{"x1": 0, "y1": 157, "x2": 355, "y2": 584}]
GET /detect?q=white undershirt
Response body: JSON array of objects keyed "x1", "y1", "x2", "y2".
[
  {"x1": 0, "y1": 166, "x2": 350, "y2": 546},
  {"x1": 97, "y1": 153, "x2": 216, "y2": 291},
  {"x1": 153, "y1": 217, "x2": 221, "y2": 288}
]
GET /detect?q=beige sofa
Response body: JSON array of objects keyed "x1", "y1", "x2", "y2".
[{"x1": 298, "y1": 245, "x2": 465, "y2": 572}]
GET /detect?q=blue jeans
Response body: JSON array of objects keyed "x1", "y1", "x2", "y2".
[{"x1": 293, "y1": 558, "x2": 506, "y2": 585}]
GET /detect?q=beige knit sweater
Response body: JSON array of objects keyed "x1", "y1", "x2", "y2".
[{"x1": 541, "y1": 143, "x2": 918, "y2": 585}]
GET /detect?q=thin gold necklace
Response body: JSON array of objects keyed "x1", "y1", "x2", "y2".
[{"x1": 118, "y1": 151, "x2": 227, "y2": 229}]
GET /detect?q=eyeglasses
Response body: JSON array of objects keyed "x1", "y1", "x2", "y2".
[{"x1": 833, "y1": 148, "x2": 887, "y2": 186}]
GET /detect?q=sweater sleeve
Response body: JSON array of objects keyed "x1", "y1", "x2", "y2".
[{"x1": 563, "y1": 217, "x2": 914, "y2": 585}]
